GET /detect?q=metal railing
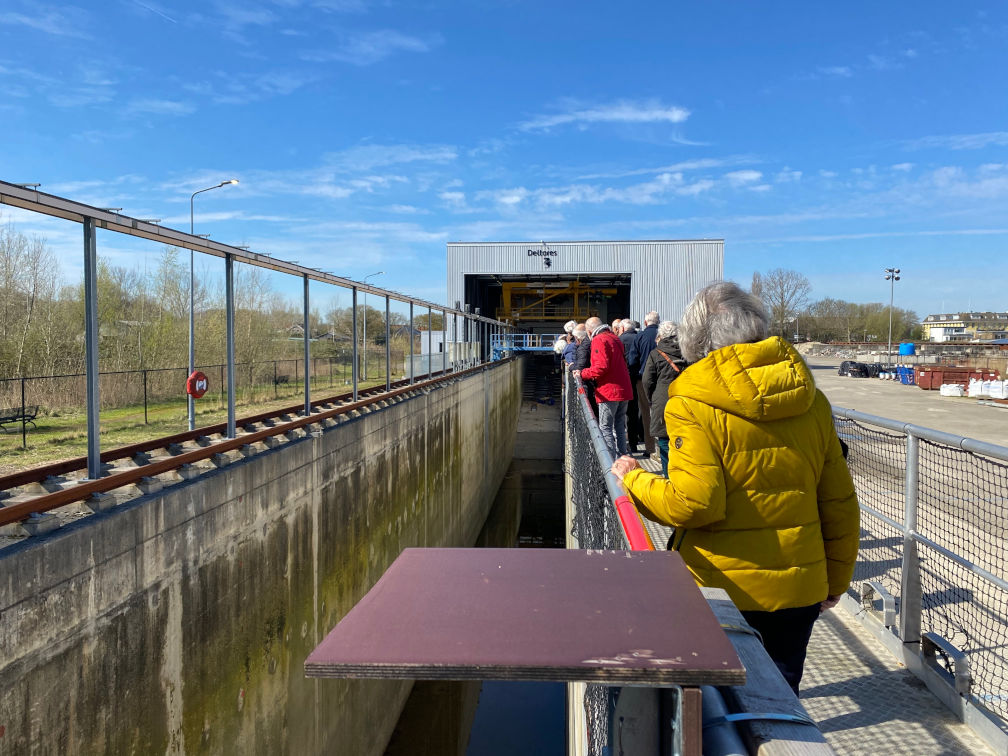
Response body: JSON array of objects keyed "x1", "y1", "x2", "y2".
[
  {"x1": 562, "y1": 370, "x2": 653, "y2": 756},
  {"x1": 0, "y1": 179, "x2": 514, "y2": 477},
  {"x1": 491, "y1": 332, "x2": 566, "y2": 360},
  {"x1": 565, "y1": 371, "x2": 654, "y2": 552},
  {"x1": 832, "y1": 407, "x2": 1008, "y2": 731},
  {"x1": 563, "y1": 365, "x2": 1008, "y2": 749}
]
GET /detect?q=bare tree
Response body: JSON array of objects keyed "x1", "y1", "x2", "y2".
[{"x1": 759, "y1": 268, "x2": 811, "y2": 337}]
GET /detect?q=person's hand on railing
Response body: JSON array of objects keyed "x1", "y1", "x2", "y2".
[{"x1": 610, "y1": 455, "x2": 640, "y2": 480}]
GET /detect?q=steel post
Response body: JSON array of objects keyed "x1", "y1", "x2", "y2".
[
  {"x1": 899, "y1": 432, "x2": 923, "y2": 644},
  {"x1": 351, "y1": 286, "x2": 359, "y2": 401},
  {"x1": 225, "y1": 254, "x2": 236, "y2": 438},
  {"x1": 385, "y1": 295, "x2": 391, "y2": 391},
  {"x1": 21, "y1": 376, "x2": 26, "y2": 449},
  {"x1": 143, "y1": 369, "x2": 148, "y2": 424},
  {"x1": 188, "y1": 247, "x2": 195, "y2": 431},
  {"x1": 442, "y1": 309, "x2": 447, "y2": 373},
  {"x1": 453, "y1": 312, "x2": 458, "y2": 371},
  {"x1": 409, "y1": 302, "x2": 415, "y2": 384},
  {"x1": 427, "y1": 306, "x2": 433, "y2": 380},
  {"x1": 83, "y1": 218, "x2": 101, "y2": 479},
  {"x1": 303, "y1": 274, "x2": 311, "y2": 417}
]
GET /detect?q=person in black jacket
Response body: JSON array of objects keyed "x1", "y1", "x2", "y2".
[
  {"x1": 641, "y1": 320, "x2": 687, "y2": 476},
  {"x1": 619, "y1": 319, "x2": 643, "y2": 452},
  {"x1": 572, "y1": 323, "x2": 596, "y2": 412},
  {"x1": 634, "y1": 311, "x2": 661, "y2": 455}
]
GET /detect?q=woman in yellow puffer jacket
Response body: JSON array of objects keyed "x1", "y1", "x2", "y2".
[{"x1": 611, "y1": 281, "x2": 860, "y2": 696}]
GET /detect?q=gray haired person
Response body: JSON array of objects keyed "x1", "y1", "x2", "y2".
[
  {"x1": 619, "y1": 318, "x2": 643, "y2": 451},
  {"x1": 640, "y1": 320, "x2": 686, "y2": 475},
  {"x1": 611, "y1": 281, "x2": 859, "y2": 697},
  {"x1": 634, "y1": 310, "x2": 661, "y2": 455}
]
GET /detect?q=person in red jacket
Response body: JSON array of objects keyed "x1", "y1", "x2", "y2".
[{"x1": 573, "y1": 316, "x2": 634, "y2": 458}]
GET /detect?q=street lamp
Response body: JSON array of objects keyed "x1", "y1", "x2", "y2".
[
  {"x1": 361, "y1": 271, "x2": 384, "y2": 380},
  {"x1": 188, "y1": 179, "x2": 238, "y2": 430},
  {"x1": 884, "y1": 267, "x2": 901, "y2": 368}
]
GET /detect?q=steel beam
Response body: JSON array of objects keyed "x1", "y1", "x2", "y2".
[
  {"x1": 352, "y1": 286, "x2": 359, "y2": 401},
  {"x1": 83, "y1": 218, "x2": 101, "y2": 479},
  {"x1": 225, "y1": 254, "x2": 236, "y2": 438},
  {"x1": 303, "y1": 274, "x2": 311, "y2": 417},
  {"x1": 385, "y1": 295, "x2": 391, "y2": 391}
]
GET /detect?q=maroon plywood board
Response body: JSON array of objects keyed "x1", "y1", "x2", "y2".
[{"x1": 305, "y1": 548, "x2": 745, "y2": 686}]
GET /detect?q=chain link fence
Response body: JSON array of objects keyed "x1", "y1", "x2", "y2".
[
  {"x1": 835, "y1": 411, "x2": 1008, "y2": 722},
  {"x1": 563, "y1": 371, "x2": 631, "y2": 756}
]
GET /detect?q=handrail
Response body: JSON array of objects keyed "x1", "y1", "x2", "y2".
[
  {"x1": 832, "y1": 405, "x2": 1008, "y2": 462},
  {"x1": 569, "y1": 371, "x2": 654, "y2": 551},
  {"x1": 0, "y1": 180, "x2": 506, "y2": 325}
]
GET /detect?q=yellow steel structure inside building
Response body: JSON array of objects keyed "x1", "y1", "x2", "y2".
[{"x1": 495, "y1": 280, "x2": 617, "y2": 324}]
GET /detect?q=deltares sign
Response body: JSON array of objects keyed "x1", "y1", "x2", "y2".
[{"x1": 528, "y1": 247, "x2": 558, "y2": 268}]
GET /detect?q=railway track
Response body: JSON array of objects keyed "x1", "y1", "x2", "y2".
[{"x1": 0, "y1": 366, "x2": 482, "y2": 531}]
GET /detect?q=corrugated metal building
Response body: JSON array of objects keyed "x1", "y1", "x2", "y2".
[{"x1": 446, "y1": 240, "x2": 724, "y2": 331}]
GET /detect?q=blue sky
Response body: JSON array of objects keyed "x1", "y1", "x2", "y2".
[{"x1": 2, "y1": 1, "x2": 1007, "y2": 317}]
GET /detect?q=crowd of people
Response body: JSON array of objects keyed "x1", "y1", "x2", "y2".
[
  {"x1": 553, "y1": 282, "x2": 860, "y2": 697},
  {"x1": 556, "y1": 311, "x2": 686, "y2": 466}
]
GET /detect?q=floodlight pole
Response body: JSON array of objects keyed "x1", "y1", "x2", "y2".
[
  {"x1": 885, "y1": 267, "x2": 901, "y2": 368},
  {"x1": 188, "y1": 179, "x2": 238, "y2": 430}
]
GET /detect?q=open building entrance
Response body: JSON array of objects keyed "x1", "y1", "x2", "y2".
[{"x1": 463, "y1": 274, "x2": 632, "y2": 334}]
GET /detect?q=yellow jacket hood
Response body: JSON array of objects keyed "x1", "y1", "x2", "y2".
[{"x1": 672, "y1": 336, "x2": 816, "y2": 423}]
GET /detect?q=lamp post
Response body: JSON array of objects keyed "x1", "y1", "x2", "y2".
[
  {"x1": 361, "y1": 271, "x2": 384, "y2": 380},
  {"x1": 188, "y1": 179, "x2": 238, "y2": 431},
  {"x1": 884, "y1": 266, "x2": 901, "y2": 368}
]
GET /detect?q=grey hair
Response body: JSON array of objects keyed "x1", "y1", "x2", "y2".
[
  {"x1": 679, "y1": 281, "x2": 770, "y2": 363},
  {"x1": 621, "y1": 318, "x2": 636, "y2": 332},
  {"x1": 572, "y1": 325, "x2": 588, "y2": 340},
  {"x1": 564, "y1": 320, "x2": 576, "y2": 333},
  {"x1": 657, "y1": 320, "x2": 678, "y2": 340},
  {"x1": 644, "y1": 310, "x2": 660, "y2": 326}
]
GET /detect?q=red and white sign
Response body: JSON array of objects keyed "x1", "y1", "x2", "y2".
[{"x1": 186, "y1": 370, "x2": 209, "y2": 399}]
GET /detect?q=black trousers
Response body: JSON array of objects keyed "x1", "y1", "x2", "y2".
[
  {"x1": 740, "y1": 603, "x2": 821, "y2": 696},
  {"x1": 625, "y1": 378, "x2": 642, "y2": 448}
]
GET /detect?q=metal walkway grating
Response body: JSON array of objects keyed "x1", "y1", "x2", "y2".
[{"x1": 631, "y1": 456, "x2": 994, "y2": 754}]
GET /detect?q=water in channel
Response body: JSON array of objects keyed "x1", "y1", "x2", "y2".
[{"x1": 384, "y1": 456, "x2": 567, "y2": 756}]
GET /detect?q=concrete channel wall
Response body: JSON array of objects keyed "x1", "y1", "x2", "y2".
[{"x1": 0, "y1": 359, "x2": 523, "y2": 755}]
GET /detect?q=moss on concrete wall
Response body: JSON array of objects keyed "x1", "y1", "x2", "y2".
[{"x1": 0, "y1": 360, "x2": 522, "y2": 756}]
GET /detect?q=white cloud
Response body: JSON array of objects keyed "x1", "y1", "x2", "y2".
[
  {"x1": 182, "y1": 70, "x2": 315, "y2": 105},
  {"x1": 301, "y1": 30, "x2": 440, "y2": 65},
  {"x1": 775, "y1": 169, "x2": 802, "y2": 183},
  {"x1": 519, "y1": 99, "x2": 690, "y2": 131},
  {"x1": 439, "y1": 191, "x2": 466, "y2": 208},
  {"x1": 891, "y1": 163, "x2": 914, "y2": 172},
  {"x1": 322, "y1": 144, "x2": 458, "y2": 173},
  {"x1": 577, "y1": 157, "x2": 754, "y2": 181},
  {"x1": 817, "y1": 65, "x2": 853, "y2": 78},
  {"x1": 476, "y1": 172, "x2": 715, "y2": 209},
  {"x1": 819, "y1": 170, "x2": 838, "y2": 178},
  {"x1": 0, "y1": 6, "x2": 90, "y2": 38},
  {"x1": 127, "y1": 98, "x2": 196, "y2": 116},
  {"x1": 903, "y1": 132, "x2": 1008, "y2": 150},
  {"x1": 724, "y1": 170, "x2": 762, "y2": 187}
]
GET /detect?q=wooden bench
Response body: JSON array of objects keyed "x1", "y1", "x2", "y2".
[{"x1": 0, "y1": 405, "x2": 39, "y2": 432}]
